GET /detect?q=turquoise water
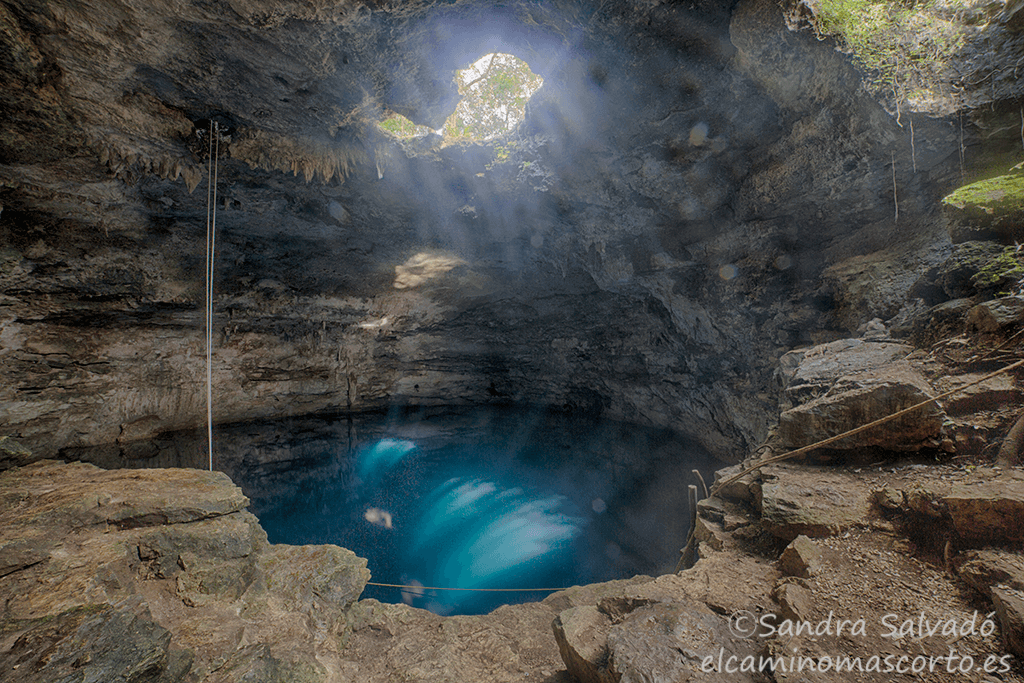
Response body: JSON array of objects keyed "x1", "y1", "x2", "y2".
[
  {"x1": 231, "y1": 406, "x2": 712, "y2": 615},
  {"x1": 68, "y1": 405, "x2": 712, "y2": 615}
]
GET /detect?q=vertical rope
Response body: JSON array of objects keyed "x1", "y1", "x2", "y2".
[
  {"x1": 891, "y1": 151, "x2": 898, "y2": 224},
  {"x1": 205, "y1": 122, "x2": 218, "y2": 472}
]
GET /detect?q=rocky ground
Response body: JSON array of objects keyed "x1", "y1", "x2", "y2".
[{"x1": 2, "y1": 308, "x2": 1024, "y2": 682}]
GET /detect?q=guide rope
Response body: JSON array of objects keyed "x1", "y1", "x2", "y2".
[
  {"x1": 675, "y1": 357, "x2": 1024, "y2": 573},
  {"x1": 205, "y1": 121, "x2": 219, "y2": 472},
  {"x1": 366, "y1": 581, "x2": 568, "y2": 593}
]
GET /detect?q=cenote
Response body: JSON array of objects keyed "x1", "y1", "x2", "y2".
[{"x1": 69, "y1": 405, "x2": 715, "y2": 616}]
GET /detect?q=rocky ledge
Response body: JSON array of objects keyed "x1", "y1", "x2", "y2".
[
  {"x1": 0, "y1": 461, "x2": 372, "y2": 682},
  {"x1": 3, "y1": 327, "x2": 1024, "y2": 682}
]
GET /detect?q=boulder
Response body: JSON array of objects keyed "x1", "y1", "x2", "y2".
[
  {"x1": 943, "y1": 163, "x2": 1024, "y2": 243},
  {"x1": 942, "y1": 475, "x2": 1024, "y2": 546},
  {"x1": 957, "y1": 549, "x2": 1024, "y2": 594},
  {"x1": 939, "y1": 372, "x2": 1022, "y2": 415},
  {"x1": 758, "y1": 466, "x2": 875, "y2": 540},
  {"x1": 900, "y1": 297, "x2": 975, "y2": 345},
  {"x1": 935, "y1": 241, "x2": 1008, "y2": 298},
  {"x1": 772, "y1": 580, "x2": 814, "y2": 622},
  {"x1": 777, "y1": 339, "x2": 913, "y2": 404},
  {"x1": 776, "y1": 365, "x2": 945, "y2": 452},
  {"x1": 992, "y1": 587, "x2": 1024, "y2": 658},
  {"x1": 606, "y1": 602, "x2": 757, "y2": 682},
  {"x1": 873, "y1": 486, "x2": 904, "y2": 510},
  {"x1": 778, "y1": 535, "x2": 821, "y2": 578},
  {"x1": 967, "y1": 296, "x2": 1024, "y2": 333},
  {"x1": 551, "y1": 605, "x2": 616, "y2": 683}
]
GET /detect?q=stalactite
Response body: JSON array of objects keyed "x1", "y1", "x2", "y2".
[{"x1": 229, "y1": 127, "x2": 367, "y2": 184}]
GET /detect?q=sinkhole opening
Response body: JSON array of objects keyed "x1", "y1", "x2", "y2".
[
  {"x1": 380, "y1": 53, "x2": 543, "y2": 143},
  {"x1": 69, "y1": 405, "x2": 714, "y2": 616}
]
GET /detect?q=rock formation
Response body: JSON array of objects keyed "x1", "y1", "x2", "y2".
[
  {"x1": 3, "y1": 0, "x2": 1024, "y2": 680},
  {"x1": 0, "y1": 0, "x2": 1020, "y2": 462}
]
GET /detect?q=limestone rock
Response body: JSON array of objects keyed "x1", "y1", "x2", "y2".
[
  {"x1": 205, "y1": 644, "x2": 324, "y2": 683},
  {"x1": 0, "y1": 460, "x2": 249, "y2": 530},
  {"x1": 344, "y1": 599, "x2": 565, "y2": 682},
  {"x1": 606, "y1": 602, "x2": 757, "y2": 682},
  {"x1": 694, "y1": 514, "x2": 727, "y2": 552},
  {"x1": 776, "y1": 366, "x2": 945, "y2": 452},
  {"x1": 957, "y1": 549, "x2": 1024, "y2": 594},
  {"x1": 772, "y1": 581, "x2": 814, "y2": 622},
  {"x1": 873, "y1": 486, "x2": 904, "y2": 510},
  {"x1": 778, "y1": 535, "x2": 821, "y2": 578},
  {"x1": 0, "y1": 436, "x2": 34, "y2": 471},
  {"x1": 552, "y1": 605, "x2": 616, "y2": 683},
  {"x1": 0, "y1": 538, "x2": 52, "y2": 578},
  {"x1": 250, "y1": 544, "x2": 370, "y2": 631},
  {"x1": 759, "y1": 466, "x2": 875, "y2": 540},
  {"x1": 0, "y1": 597, "x2": 182, "y2": 683},
  {"x1": 711, "y1": 464, "x2": 758, "y2": 504},
  {"x1": 0, "y1": 460, "x2": 375, "y2": 683},
  {"x1": 939, "y1": 372, "x2": 1022, "y2": 415},
  {"x1": 943, "y1": 163, "x2": 1024, "y2": 243},
  {"x1": 901, "y1": 298, "x2": 975, "y2": 345},
  {"x1": 142, "y1": 512, "x2": 266, "y2": 604},
  {"x1": 593, "y1": 553, "x2": 780, "y2": 619},
  {"x1": 967, "y1": 296, "x2": 1024, "y2": 333},
  {"x1": 942, "y1": 475, "x2": 1024, "y2": 546},
  {"x1": 934, "y1": 241, "x2": 1008, "y2": 298},
  {"x1": 777, "y1": 339, "x2": 913, "y2": 404},
  {"x1": 992, "y1": 586, "x2": 1024, "y2": 658}
]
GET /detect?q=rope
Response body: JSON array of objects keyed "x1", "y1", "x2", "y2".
[
  {"x1": 709, "y1": 357, "x2": 1024, "y2": 496},
  {"x1": 205, "y1": 122, "x2": 219, "y2": 472},
  {"x1": 366, "y1": 581, "x2": 568, "y2": 593},
  {"x1": 674, "y1": 357, "x2": 1024, "y2": 573}
]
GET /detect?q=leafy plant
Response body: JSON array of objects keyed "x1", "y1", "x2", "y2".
[{"x1": 810, "y1": 0, "x2": 966, "y2": 106}]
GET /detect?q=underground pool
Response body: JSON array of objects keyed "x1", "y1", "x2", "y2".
[{"x1": 68, "y1": 405, "x2": 715, "y2": 616}]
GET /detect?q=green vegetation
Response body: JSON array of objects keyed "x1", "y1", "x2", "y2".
[
  {"x1": 378, "y1": 115, "x2": 423, "y2": 137},
  {"x1": 942, "y1": 162, "x2": 1024, "y2": 217},
  {"x1": 811, "y1": 0, "x2": 967, "y2": 104},
  {"x1": 379, "y1": 53, "x2": 543, "y2": 144},
  {"x1": 972, "y1": 245, "x2": 1024, "y2": 292}
]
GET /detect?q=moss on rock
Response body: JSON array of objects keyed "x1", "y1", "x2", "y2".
[
  {"x1": 944, "y1": 163, "x2": 1024, "y2": 214},
  {"x1": 944, "y1": 162, "x2": 1024, "y2": 242},
  {"x1": 972, "y1": 245, "x2": 1024, "y2": 293}
]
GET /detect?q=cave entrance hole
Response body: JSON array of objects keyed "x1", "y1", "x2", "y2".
[
  {"x1": 380, "y1": 52, "x2": 543, "y2": 143},
  {"x1": 67, "y1": 405, "x2": 715, "y2": 616}
]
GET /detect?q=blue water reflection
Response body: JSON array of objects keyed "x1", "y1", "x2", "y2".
[
  {"x1": 232, "y1": 406, "x2": 712, "y2": 616},
  {"x1": 406, "y1": 477, "x2": 582, "y2": 612},
  {"x1": 356, "y1": 438, "x2": 417, "y2": 484}
]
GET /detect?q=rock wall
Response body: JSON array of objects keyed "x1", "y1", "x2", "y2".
[{"x1": 1, "y1": 0, "x2": 1022, "y2": 462}]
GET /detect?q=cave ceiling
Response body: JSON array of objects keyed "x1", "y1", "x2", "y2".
[{"x1": 2, "y1": 0, "x2": 1024, "y2": 462}]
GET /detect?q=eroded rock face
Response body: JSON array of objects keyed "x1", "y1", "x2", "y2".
[
  {"x1": 1, "y1": 0, "x2": 1023, "y2": 465},
  {"x1": 0, "y1": 460, "x2": 370, "y2": 683}
]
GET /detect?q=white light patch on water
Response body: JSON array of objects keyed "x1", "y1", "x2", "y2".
[
  {"x1": 439, "y1": 493, "x2": 582, "y2": 589},
  {"x1": 356, "y1": 438, "x2": 417, "y2": 482}
]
